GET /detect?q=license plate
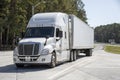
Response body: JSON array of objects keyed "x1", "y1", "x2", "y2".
[{"x1": 25, "y1": 56, "x2": 31, "y2": 62}]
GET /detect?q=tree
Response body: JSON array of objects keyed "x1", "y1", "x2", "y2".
[
  {"x1": 95, "y1": 23, "x2": 120, "y2": 43},
  {"x1": 0, "y1": 0, "x2": 10, "y2": 49},
  {"x1": 8, "y1": 0, "x2": 27, "y2": 46}
]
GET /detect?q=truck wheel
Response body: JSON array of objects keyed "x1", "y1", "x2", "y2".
[
  {"x1": 15, "y1": 64, "x2": 24, "y2": 68},
  {"x1": 50, "y1": 52, "x2": 56, "y2": 68},
  {"x1": 76, "y1": 50, "x2": 79, "y2": 59},
  {"x1": 86, "y1": 49, "x2": 92, "y2": 56},
  {"x1": 70, "y1": 51, "x2": 74, "y2": 62},
  {"x1": 73, "y1": 50, "x2": 77, "y2": 61}
]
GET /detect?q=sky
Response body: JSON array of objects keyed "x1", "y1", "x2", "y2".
[{"x1": 82, "y1": 0, "x2": 120, "y2": 27}]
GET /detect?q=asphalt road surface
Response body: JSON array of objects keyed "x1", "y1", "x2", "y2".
[{"x1": 0, "y1": 44, "x2": 120, "y2": 80}]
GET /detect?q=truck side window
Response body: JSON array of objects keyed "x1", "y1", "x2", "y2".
[
  {"x1": 56, "y1": 28, "x2": 59, "y2": 37},
  {"x1": 65, "y1": 32, "x2": 67, "y2": 39}
]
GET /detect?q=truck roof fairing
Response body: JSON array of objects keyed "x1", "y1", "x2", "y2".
[{"x1": 27, "y1": 12, "x2": 68, "y2": 28}]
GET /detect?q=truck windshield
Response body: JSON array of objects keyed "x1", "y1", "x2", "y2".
[{"x1": 24, "y1": 27, "x2": 54, "y2": 38}]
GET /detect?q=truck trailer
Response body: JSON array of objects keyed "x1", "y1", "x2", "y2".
[{"x1": 13, "y1": 12, "x2": 94, "y2": 68}]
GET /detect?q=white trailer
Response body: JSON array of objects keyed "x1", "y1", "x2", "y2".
[
  {"x1": 69, "y1": 15, "x2": 94, "y2": 57},
  {"x1": 13, "y1": 12, "x2": 94, "y2": 68}
]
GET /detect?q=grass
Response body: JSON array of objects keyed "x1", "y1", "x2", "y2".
[{"x1": 104, "y1": 45, "x2": 120, "y2": 54}]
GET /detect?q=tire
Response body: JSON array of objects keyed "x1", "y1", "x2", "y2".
[
  {"x1": 50, "y1": 52, "x2": 56, "y2": 68},
  {"x1": 73, "y1": 50, "x2": 77, "y2": 61},
  {"x1": 15, "y1": 64, "x2": 24, "y2": 68},
  {"x1": 86, "y1": 49, "x2": 92, "y2": 56},
  {"x1": 76, "y1": 50, "x2": 79, "y2": 59},
  {"x1": 70, "y1": 51, "x2": 74, "y2": 62}
]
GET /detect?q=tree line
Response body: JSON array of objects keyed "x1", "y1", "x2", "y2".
[
  {"x1": 94, "y1": 23, "x2": 120, "y2": 43},
  {"x1": 0, "y1": 0, "x2": 87, "y2": 50}
]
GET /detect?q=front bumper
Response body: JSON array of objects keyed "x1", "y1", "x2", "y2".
[{"x1": 13, "y1": 54, "x2": 52, "y2": 64}]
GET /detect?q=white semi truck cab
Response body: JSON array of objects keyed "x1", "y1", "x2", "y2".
[{"x1": 13, "y1": 12, "x2": 94, "y2": 68}]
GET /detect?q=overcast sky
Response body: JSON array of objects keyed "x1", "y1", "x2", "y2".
[{"x1": 82, "y1": 0, "x2": 120, "y2": 27}]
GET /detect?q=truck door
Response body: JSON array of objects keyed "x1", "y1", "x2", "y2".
[
  {"x1": 56, "y1": 27, "x2": 68, "y2": 61},
  {"x1": 56, "y1": 28, "x2": 62, "y2": 61}
]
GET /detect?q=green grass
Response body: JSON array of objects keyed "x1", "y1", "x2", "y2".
[{"x1": 104, "y1": 45, "x2": 120, "y2": 54}]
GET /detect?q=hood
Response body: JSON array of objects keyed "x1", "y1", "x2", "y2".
[{"x1": 19, "y1": 38, "x2": 55, "y2": 44}]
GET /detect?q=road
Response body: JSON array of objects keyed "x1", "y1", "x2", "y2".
[{"x1": 0, "y1": 44, "x2": 120, "y2": 80}]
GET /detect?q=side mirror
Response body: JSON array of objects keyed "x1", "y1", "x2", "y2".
[
  {"x1": 44, "y1": 35, "x2": 49, "y2": 45},
  {"x1": 56, "y1": 28, "x2": 63, "y2": 38},
  {"x1": 45, "y1": 35, "x2": 49, "y2": 39},
  {"x1": 59, "y1": 31, "x2": 63, "y2": 38},
  {"x1": 21, "y1": 32, "x2": 25, "y2": 38}
]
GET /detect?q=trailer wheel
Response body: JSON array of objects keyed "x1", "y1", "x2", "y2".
[
  {"x1": 15, "y1": 64, "x2": 24, "y2": 68},
  {"x1": 70, "y1": 51, "x2": 74, "y2": 62},
  {"x1": 86, "y1": 49, "x2": 92, "y2": 56},
  {"x1": 73, "y1": 50, "x2": 77, "y2": 61},
  {"x1": 50, "y1": 52, "x2": 56, "y2": 68},
  {"x1": 76, "y1": 50, "x2": 79, "y2": 59}
]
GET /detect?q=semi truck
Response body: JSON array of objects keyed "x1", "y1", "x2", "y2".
[{"x1": 13, "y1": 12, "x2": 94, "y2": 68}]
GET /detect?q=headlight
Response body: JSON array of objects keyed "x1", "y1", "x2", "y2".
[
  {"x1": 41, "y1": 49, "x2": 49, "y2": 55},
  {"x1": 13, "y1": 47, "x2": 18, "y2": 56}
]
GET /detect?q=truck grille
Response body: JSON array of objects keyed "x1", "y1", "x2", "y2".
[{"x1": 18, "y1": 43, "x2": 39, "y2": 55}]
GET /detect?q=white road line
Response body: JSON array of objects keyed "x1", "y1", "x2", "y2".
[{"x1": 48, "y1": 57, "x2": 95, "y2": 80}]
